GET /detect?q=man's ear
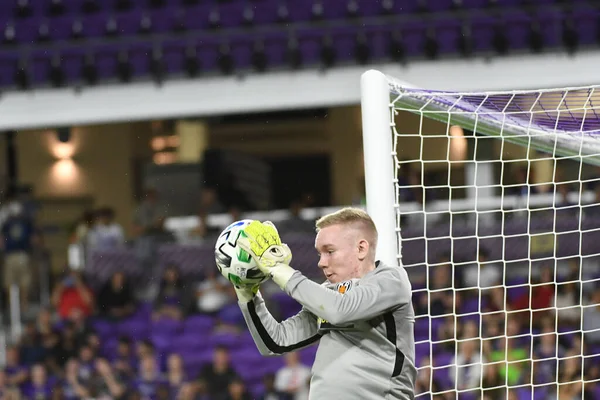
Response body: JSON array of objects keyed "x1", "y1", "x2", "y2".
[{"x1": 357, "y1": 239, "x2": 369, "y2": 261}]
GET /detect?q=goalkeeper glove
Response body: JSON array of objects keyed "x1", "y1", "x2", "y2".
[
  {"x1": 238, "y1": 220, "x2": 296, "y2": 289},
  {"x1": 233, "y1": 284, "x2": 259, "y2": 304}
]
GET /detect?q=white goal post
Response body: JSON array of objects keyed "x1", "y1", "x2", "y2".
[{"x1": 360, "y1": 69, "x2": 600, "y2": 399}]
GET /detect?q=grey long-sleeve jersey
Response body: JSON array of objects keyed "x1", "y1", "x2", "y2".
[{"x1": 238, "y1": 261, "x2": 417, "y2": 399}]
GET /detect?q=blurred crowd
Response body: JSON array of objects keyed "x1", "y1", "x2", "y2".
[
  {"x1": 0, "y1": 188, "x2": 315, "y2": 400},
  {"x1": 412, "y1": 250, "x2": 600, "y2": 400}
]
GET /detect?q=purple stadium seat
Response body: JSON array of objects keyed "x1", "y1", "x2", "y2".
[
  {"x1": 61, "y1": 48, "x2": 84, "y2": 83},
  {"x1": 401, "y1": 21, "x2": 427, "y2": 58},
  {"x1": 435, "y1": 19, "x2": 462, "y2": 55},
  {"x1": 80, "y1": 14, "x2": 109, "y2": 38},
  {"x1": 251, "y1": 1, "x2": 281, "y2": 25},
  {"x1": 162, "y1": 40, "x2": 186, "y2": 75},
  {"x1": 208, "y1": 332, "x2": 246, "y2": 350},
  {"x1": 182, "y1": 4, "x2": 212, "y2": 31},
  {"x1": 183, "y1": 315, "x2": 215, "y2": 335},
  {"x1": 572, "y1": 5, "x2": 599, "y2": 46},
  {"x1": 117, "y1": 319, "x2": 150, "y2": 341},
  {"x1": 91, "y1": 319, "x2": 117, "y2": 338},
  {"x1": 217, "y1": 304, "x2": 245, "y2": 326},
  {"x1": 461, "y1": 0, "x2": 488, "y2": 8},
  {"x1": 0, "y1": 53, "x2": 18, "y2": 88},
  {"x1": 263, "y1": 32, "x2": 287, "y2": 68},
  {"x1": 299, "y1": 345, "x2": 318, "y2": 365},
  {"x1": 427, "y1": 0, "x2": 454, "y2": 12},
  {"x1": 503, "y1": 11, "x2": 531, "y2": 51},
  {"x1": 48, "y1": 16, "x2": 75, "y2": 40},
  {"x1": 536, "y1": 9, "x2": 563, "y2": 48},
  {"x1": 128, "y1": 43, "x2": 152, "y2": 78},
  {"x1": 151, "y1": 317, "x2": 183, "y2": 335}
]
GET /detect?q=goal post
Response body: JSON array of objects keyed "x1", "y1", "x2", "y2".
[
  {"x1": 360, "y1": 69, "x2": 401, "y2": 266},
  {"x1": 360, "y1": 68, "x2": 600, "y2": 399}
]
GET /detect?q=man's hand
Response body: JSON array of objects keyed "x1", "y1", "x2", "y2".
[
  {"x1": 233, "y1": 284, "x2": 260, "y2": 303},
  {"x1": 238, "y1": 221, "x2": 297, "y2": 289}
]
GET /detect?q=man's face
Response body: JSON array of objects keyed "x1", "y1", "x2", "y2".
[{"x1": 315, "y1": 224, "x2": 362, "y2": 284}]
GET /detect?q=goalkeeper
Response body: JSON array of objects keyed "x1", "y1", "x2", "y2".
[{"x1": 233, "y1": 207, "x2": 416, "y2": 399}]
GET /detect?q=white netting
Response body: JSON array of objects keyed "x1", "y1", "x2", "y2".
[{"x1": 389, "y1": 85, "x2": 600, "y2": 400}]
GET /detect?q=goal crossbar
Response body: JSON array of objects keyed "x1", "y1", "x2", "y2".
[{"x1": 386, "y1": 73, "x2": 600, "y2": 165}]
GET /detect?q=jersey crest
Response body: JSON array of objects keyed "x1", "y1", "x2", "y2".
[{"x1": 317, "y1": 279, "x2": 359, "y2": 332}]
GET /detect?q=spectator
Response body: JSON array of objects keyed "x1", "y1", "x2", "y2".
[
  {"x1": 4, "y1": 345, "x2": 29, "y2": 388},
  {"x1": 0, "y1": 200, "x2": 35, "y2": 312},
  {"x1": 450, "y1": 338, "x2": 485, "y2": 392},
  {"x1": 194, "y1": 346, "x2": 239, "y2": 400},
  {"x1": 554, "y1": 281, "x2": 581, "y2": 327},
  {"x1": 532, "y1": 325, "x2": 566, "y2": 385},
  {"x1": 132, "y1": 356, "x2": 167, "y2": 399},
  {"x1": 195, "y1": 268, "x2": 235, "y2": 315},
  {"x1": 87, "y1": 207, "x2": 125, "y2": 251},
  {"x1": 19, "y1": 321, "x2": 46, "y2": 366},
  {"x1": 274, "y1": 352, "x2": 311, "y2": 400},
  {"x1": 133, "y1": 188, "x2": 167, "y2": 237},
  {"x1": 417, "y1": 258, "x2": 456, "y2": 316},
  {"x1": 97, "y1": 271, "x2": 136, "y2": 320},
  {"x1": 277, "y1": 199, "x2": 314, "y2": 235},
  {"x1": 22, "y1": 363, "x2": 54, "y2": 399},
  {"x1": 259, "y1": 373, "x2": 287, "y2": 400},
  {"x1": 583, "y1": 289, "x2": 600, "y2": 344},
  {"x1": 481, "y1": 362, "x2": 503, "y2": 400},
  {"x1": 225, "y1": 378, "x2": 253, "y2": 400},
  {"x1": 462, "y1": 248, "x2": 502, "y2": 292},
  {"x1": 511, "y1": 266, "x2": 555, "y2": 328},
  {"x1": 51, "y1": 270, "x2": 94, "y2": 320},
  {"x1": 414, "y1": 356, "x2": 448, "y2": 400},
  {"x1": 557, "y1": 350, "x2": 583, "y2": 399},
  {"x1": 153, "y1": 265, "x2": 193, "y2": 321},
  {"x1": 112, "y1": 337, "x2": 135, "y2": 380},
  {"x1": 166, "y1": 353, "x2": 187, "y2": 399}
]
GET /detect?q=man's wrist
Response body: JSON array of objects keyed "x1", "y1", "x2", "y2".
[{"x1": 270, "y1": 264, "x2": 297, "y2": 289}]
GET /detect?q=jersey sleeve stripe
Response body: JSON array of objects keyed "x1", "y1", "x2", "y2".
[
  {"x1": 247, "y1": 300, "x2": 322, "y2": 354},
  {"x1": 383, "y1": 312, "x2": 405, "y2": 377}
]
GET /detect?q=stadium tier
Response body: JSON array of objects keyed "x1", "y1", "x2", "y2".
[{"x1": 0, "y1": 0, "x2": 599, "y2": 89}]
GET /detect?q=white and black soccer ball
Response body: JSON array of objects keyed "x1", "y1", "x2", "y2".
[{"x1": 214, "y1": 219, "x2": 269, "y2": 287}]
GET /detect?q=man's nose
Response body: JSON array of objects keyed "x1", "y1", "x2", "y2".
[{"x1": 318, "y1": 255, "x2": 327, "y2": 269}]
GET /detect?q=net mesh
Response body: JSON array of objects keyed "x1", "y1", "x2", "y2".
[{"x1": 390, "y1": 85, "x2": 600, "y2": 400}]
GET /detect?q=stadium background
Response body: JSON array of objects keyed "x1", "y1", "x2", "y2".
[{"x1": 0, "y1": 0, "x2": 600, "y2": 399}]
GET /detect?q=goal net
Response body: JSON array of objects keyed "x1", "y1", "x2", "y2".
[{"x1": 360, "y1": 70, "x2": 600, "y2": 400}]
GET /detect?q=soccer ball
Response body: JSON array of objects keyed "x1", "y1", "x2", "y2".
[{"x1": 214, "y1": 219, "x2": 269, "y2": 287}]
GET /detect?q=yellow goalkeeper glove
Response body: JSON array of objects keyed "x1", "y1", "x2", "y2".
[
  {"x1": 238, "y1": 221, "x2": 296, "y2": 289},
  {"x1": 233, "y1": 284, "x2": 260, "y2": 304}
]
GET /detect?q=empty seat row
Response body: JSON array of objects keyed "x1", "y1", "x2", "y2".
[
  {"x1": 0, "y1": 16, "x2": 595, "y2": 90},
  {"x1": 3, "y1": 5, "x2": 597, "y2": 45}
]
